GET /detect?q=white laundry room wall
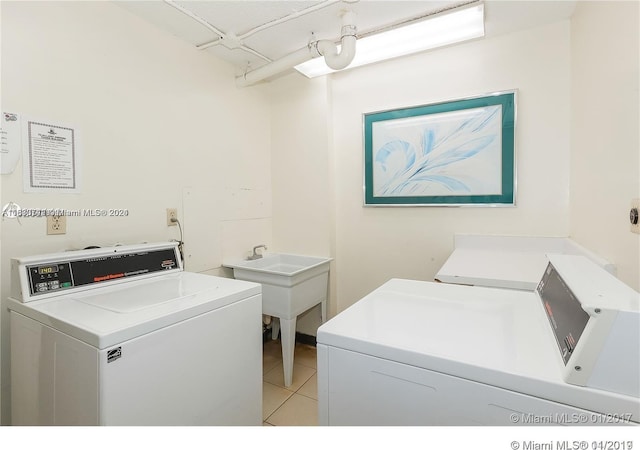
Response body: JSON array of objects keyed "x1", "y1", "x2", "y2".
[
  {"x1": 0, "y1": 1, "x2": 272, "y2": 424},
  {"x1": 0, "y1": 1, "x2": 3, "y2": 421},
  {"x1": 268, "y1": 74, "x2": 333, "y2": 335},
  {"x1": 569, "y1": 1, "x2": 640, "y2": 290},
  {"x1": 329, "y1": 19, "x2": 572, "y2": 313},
  {"x1": 269, "y1": 19, "x2": 576, "y2": 329}
]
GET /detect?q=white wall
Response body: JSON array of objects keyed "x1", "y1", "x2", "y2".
[
  {"x1": 269, "y1": 19, "x2": 580, "y2": 326},
  {"x1": 330, "y1": 21, "x2": 572, "y2": 311},
  {"x1": 270, "y1": 74, "x2": 332, "y2": 257},
  {"x1": 0, "y1": 1, "x2": 272, "y2": 424},
  {"x1": 0, "y1": 1, "x2": 3, "y2": 423},
  {"x1": 268, "y1": 74, "x2": 333, "y2": 334},
  {"x1": 570, "y1": 1, "x2": 640, "y2": 290}
]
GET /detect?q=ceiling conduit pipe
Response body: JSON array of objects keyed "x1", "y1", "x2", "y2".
[{"x1": 235, "y1": 10, "x2": 357, "y2": 88}]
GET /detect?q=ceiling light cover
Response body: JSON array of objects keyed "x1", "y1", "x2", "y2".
[{"x1": 295, "y1": 3, "x2": 485, "y2": 78}]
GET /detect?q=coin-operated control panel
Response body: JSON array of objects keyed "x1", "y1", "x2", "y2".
[
  {"x1": 537, "y1": 255, "x2": 639, "y2": 398},
  {"x1": 28, "y1": 263, "x2": 74, "y2": 294},
  {"x1": 12, "y1": 242, "x2": 182, "y2": 302}
]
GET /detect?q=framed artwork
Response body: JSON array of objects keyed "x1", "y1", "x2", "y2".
[{"x1": 363, "y1": 91, "x2": 516, "y2": 206}]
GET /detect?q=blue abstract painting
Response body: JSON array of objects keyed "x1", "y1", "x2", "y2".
[{"x1": 364, "y1": 92, "x2": 516, "y2": 206}]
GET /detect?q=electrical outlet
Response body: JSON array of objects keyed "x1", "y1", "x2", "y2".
[
  {"x1": 47, "y1": 215, "x2": 67, "y2": 235},
  {"x1": 631, "y1": 198, "x2": 640, "y2": 234},
  {"x1": 167, "y1": 208, "x2": 178, "y2": 226}
]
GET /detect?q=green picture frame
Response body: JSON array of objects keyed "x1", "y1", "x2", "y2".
[{"x1": 363, "y1": 91, "x2": 516, "y2": 206}]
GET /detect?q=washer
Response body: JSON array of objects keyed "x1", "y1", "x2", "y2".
[
  {"x1": 317, "y1": 254, "x2": 639, "y2": 426},
  {"x1": 8, "y1": 242, "x2": 262, "y2": 425}
]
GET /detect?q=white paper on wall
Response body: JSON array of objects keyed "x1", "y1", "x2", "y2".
[
  {"x1": 1, "y1": 111, "x2": 22, "y2": 175},
  {"x1": 22, "y1": 118, "x2": 81, "y2": 193}
]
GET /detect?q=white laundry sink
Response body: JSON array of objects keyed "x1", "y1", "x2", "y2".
[
  {"x1": 224, "y1": 253, "x2": 332, "y2": 318},
  {"x1": 226, "y1": 253, "x2": 331, "y2": 287},
  {"x1": 224, "y1": 253, "x2": 332, "y2": 387}
]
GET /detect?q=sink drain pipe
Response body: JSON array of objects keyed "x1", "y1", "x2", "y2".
[{"x1": 236, "y1": 10, "x2": 357, "y2": 87}]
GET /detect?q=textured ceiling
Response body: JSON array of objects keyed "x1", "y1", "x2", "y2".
[{"x1": 116, "y1": 0, "x2": 577, "y2": 80}]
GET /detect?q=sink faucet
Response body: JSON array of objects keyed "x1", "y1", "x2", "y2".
[{"x1": 248, "y1": 244, "x2": 267, "y2": 260}]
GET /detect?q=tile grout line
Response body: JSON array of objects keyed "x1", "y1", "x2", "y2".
[
  {"x1": 263, "y1": 341, "x2": 318, "y2": 426},
  {"x1": 264, "y1": 392, "x2": 318, "y2": 426},
  {"x1": 263, "y1": 371, "x2": 317, "y2": 425}
]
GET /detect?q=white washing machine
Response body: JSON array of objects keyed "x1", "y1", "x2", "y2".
[
  {"x1": 8, "y1": 242, "x2": 262, "y2": 425},
  {"x1": 317, "y1": 255, "x2": 639, "y2": 426}
]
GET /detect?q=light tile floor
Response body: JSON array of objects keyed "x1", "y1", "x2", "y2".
[{"x1": 262, "y1": 339, "x2": 318, "y2": 426}]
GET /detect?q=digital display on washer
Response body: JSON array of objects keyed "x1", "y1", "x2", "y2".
[
  {"x1": 536, "y1": 262, "x2": 590, "y2": 365},
  {"x1": 27, "y1": 248, "x2": 179, "y2": 296},
  {"x1": 27, "y1": 263, "x2": 73, "y2": 295},
  {"x1": 38, "y1": 265, "x2": 59, "y2": 275}
]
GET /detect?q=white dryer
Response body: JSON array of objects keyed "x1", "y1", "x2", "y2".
[
  {"x1": 317, "y1": 255, "x2": 639, "y2": 426},
  {"x1": 435, "y1": 234, "x2": 616, "y2": 290},
  {"x1": 8, "y1": 242, "x2": 262, "y2": 425}
]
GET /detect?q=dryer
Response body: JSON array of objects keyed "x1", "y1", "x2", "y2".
[
  {"x1": 435, "y1": 234, "x2": 616, "y2": 291},
  {"x1": 317, "y1": 255, "x2": 639, "y2": 426},
  {"x1": 8, "y1": 242, "x2": 262, "y2": 425}
]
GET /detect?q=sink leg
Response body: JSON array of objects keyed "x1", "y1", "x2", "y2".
[
  {"x1": 321, "y1": 298, "x2": 327, "y2": 324},
  {"x1": 271, "y1": 317, "x2": 280, "y2": 340},
  {"x1": 280, "y1": 317, "x2": 296, "y2": 388}
]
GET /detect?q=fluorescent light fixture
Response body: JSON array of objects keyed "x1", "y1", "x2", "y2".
[{"x1": 295, "y1": 3, "x2": 485, "y2": 78}]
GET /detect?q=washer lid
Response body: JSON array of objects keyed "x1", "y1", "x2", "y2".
[
  {"x1": 435, "y1": 248, "x2": 549, "y2": 290},
  {"x1": 76, "y1": 277, "x2": 212, "y2": 313},
  {"x1": 8, "y1": 271, "x2": 260, "y2": 349}
]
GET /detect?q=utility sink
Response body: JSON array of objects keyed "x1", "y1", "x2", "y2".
[
  {"x1": 225, "y1": 254, "x2": 331, "y2": 287},
  {"x1": 224, "y1": 253, "x2": 332, "y2": 387}
]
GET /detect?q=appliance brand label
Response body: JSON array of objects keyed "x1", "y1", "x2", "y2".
[{"x1": 107, "y1": 347, "x2": 122, "y2": 363}]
